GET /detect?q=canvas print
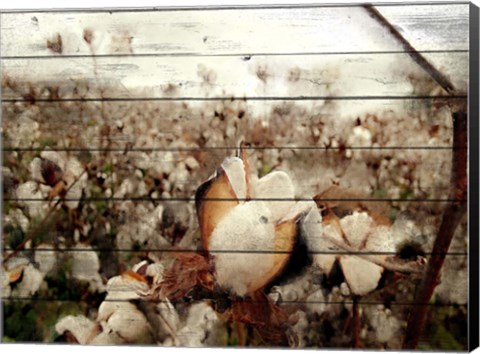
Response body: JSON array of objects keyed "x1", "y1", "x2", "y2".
[{"x1": 0, "y1": 2, "x2": 476, "y2": 350}]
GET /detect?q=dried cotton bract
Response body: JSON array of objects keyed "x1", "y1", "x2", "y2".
[{"x1": 196, "y1": 151, "x2": 318, "y2": 296}]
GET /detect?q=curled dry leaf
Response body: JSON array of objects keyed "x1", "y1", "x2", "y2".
[
  {"x1": 195, "y1": 148, "x2": 317, "y2": 296},
  {"x1": 160, "y1": 252, "x2": 214, "y2": 301},
  {"x1": 227, "y1": 291, "x2": 290, "y2": 345}
]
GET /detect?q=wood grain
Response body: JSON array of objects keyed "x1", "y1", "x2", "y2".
[
  {"x1": 0, "y1": 3, "x2": 470, "y2": 337},
  {"x1": 1, "y1": 52, "x2": 468, "y2": 100},
  {"x1": 0, "y1": 4, "x2": 468, "y2": 58}
]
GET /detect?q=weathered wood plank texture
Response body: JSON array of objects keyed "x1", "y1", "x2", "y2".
[
  {"x1": 1, "y1": 52, "x2": 468, "y2": 100},
  {"x1": 0, "y1": 4, "x2": 469, "y2": 335},
  {"x1": 0, "y1": 4, "x2": 469, "y2": 57}
]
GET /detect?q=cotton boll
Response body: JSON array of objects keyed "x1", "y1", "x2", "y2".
[
  {"x1": 34, "y1": 244, "x2": 57, "y2": 275},
  {"x1": 367, "y1": 307, "x2": 400, "y2": 344},
  {"x1": 104, "y1": 305, "x2": 152, "y2": 343},
  {"x1": 4, "y1": 208, "x2": 30, "y2": 232},
  {"x1": 175, "y1": 302, "x2": 220, "y2": 347},
  {"x1": 269, "y1": 273, "x2": 314, "y2": 302},
  {"x1": 55, "y1": 315, "x2": 99, "y2": 344},
  {"x1": 29, "y1": 157, "x2": 44, "y2": 182},
  {"x1": 209, "y1": 201, "x2": 275, "y2": 296},
  {"x1": 13, "y1": 264, "x2": 44, "y2": 297},
  {"x1": 71, "y1": 244, "x2": 105, "y2": 292},
  {"x1": 287, "y1": 310, "x2": 309, "y2": 347},
  {"x1": 16, "y1": 182, "x2": 48, "y2": 218},
  {"x1": 306, "y1": 289, "x2": 326, "y2": 315}
]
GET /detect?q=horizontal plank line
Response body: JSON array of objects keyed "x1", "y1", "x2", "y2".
[
  {"x1": 4, "y1": 197, "x2": 466, "y2": 202},
  {"x1": 2, "y1": 146, "x2": 465, "y2": 152},
  {"x1": 0, "y1": 1, "x2": 469, "y2": 14},
  {"x1": 2, "y1": 296, "x2": 467, "y2": 307},
  {"x1": 0, "y1": 49, "x2": 468, "y2": 60},
  {"x1": 1, "y1": 95, "x2": 468, "y2": 103},
  {"x1": 3, "y1": 248, "x2": 467, "y2": 256}
]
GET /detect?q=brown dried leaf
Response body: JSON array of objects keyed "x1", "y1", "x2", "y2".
[
  {"x1": 160, "y1": 253, "x2": 214, "y2": 300},
  {"x1": 41, "y1": 159, "x2": 64, "y2": 187},
  {"x1": 229, "y1": 292, "x2": 289, "y2": 345},
  {"x1": 315, "y1": 185, "x2": 390, "y2": 226}
]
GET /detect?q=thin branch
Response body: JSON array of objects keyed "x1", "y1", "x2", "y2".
[
  {"x1": 403, "y1": 108, "x2": 467, "y2": 349},
  {"x1": 363, "y1": 4, "x2": 456, "y2": 94},
  {"x1": 352, "y1": 297, "x2": 361, "y2": 348},
  {"x1": 363, "y1": 5, "x2": 468, "y2": 349},
  {"x1": 323, "y1": 234, "x2": 424, "y2": 274}
]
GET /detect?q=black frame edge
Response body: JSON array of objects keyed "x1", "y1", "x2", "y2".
[{"x1": 469, "y1": 1, "x2": 480, "y2": 352}]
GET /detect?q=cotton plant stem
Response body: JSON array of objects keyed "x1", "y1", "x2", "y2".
[
  {"x1": 322, "y1": 234, "x2": 423, "y2": 274},
  {"x1": 362, "y1": 5, "x2": 467, "y2": 349},
  {"x1": 403, "y1": 110, "x2": 467, "y2": 349},
  {"x1": 352, "y1": 297, "x2": 361, "y2": 348}
]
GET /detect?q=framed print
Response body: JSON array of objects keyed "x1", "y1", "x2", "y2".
[{"x1": 1, "y1": 1, "x2": 479, "y2": 351}]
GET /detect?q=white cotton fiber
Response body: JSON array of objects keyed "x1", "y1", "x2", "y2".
[
  {"x1": 221, "y1": 157, "x2": 247, "y2": 200},
  {"x1": 208, "y1": 201, "x2": 275, "y2": 296},
  {"x1": 339, "y1": 211, "x2": 374, "y2": 249},
  {"x1": 340, "y1": 256, "x2": 383, "y2": 296},
  {"x1": 253, "y1": 171, "x2": 295, "y2": 222}
]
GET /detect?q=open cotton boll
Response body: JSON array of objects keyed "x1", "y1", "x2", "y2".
[
  {"x1": 34, "y1": 244, "x2": 57, "y2": 275},
  {"x1": 209, "y1": 201, "x2": 275, "y2": 296},
  {"x1": 16, "y1": 181, "x2": 48, "y2": 218},
  {"x1": 55, "y1": 315, "x2": 99, "y2": 344},
  {"x1": 14, "y1": 264, "x2": 44, "y2": 297},
  {"x1": 175, "y1": 302, "x2": 220, "y2": 347},
  {"x1": 71, "y1": 244, "x2": 105, "y2": 292},
  {"x1": 101, "y1": 303, "x2": 152, "y2": 343}
]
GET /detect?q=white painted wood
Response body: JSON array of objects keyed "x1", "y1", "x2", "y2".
[
  {"x1": 1, "y1": 52, "x2": 468, "y2": 100},
  {"x1": 0, "y1": 4, "x2": 469, "y2": 58}
]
